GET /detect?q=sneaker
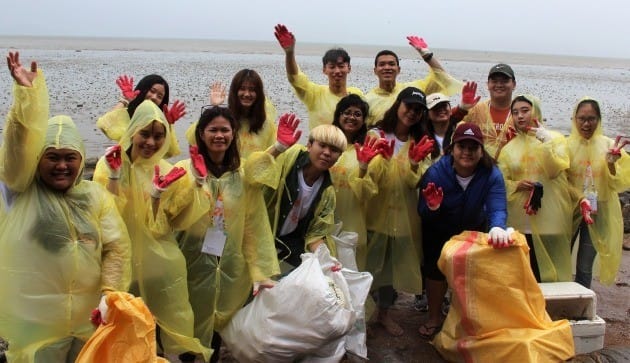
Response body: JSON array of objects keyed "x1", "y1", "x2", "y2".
[{"x1": 414, "y1": 293, "x2": 428, "y2": 312}]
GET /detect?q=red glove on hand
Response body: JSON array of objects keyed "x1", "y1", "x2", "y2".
[
  {"x1": 580, "y1": 199, "x2": 594, "y2": 225},
  {"x1": 163, "y1": 100, "x2": 186, "y2": 125},
  {"x1": 354, "y1": 136, "x2": 382, "y2": 170},
  {"x1": 189, "y1": 145, "x2": 207, "y2": 186},
  {"x1": 116, "y1": 75, "x2": 139, "y2": 101},
  {"x1": 274, "y1": 24, "x2": 296, "y2": 49},
  {"x1": 504, "y1": 124, "x2": 517, "y2": 143},
  {"x1": 105, "y1": 145, "x2": 122, "y2": 179},
  {"x1": 422, "y1": 182, "x2": 444, "y2": 211},
  {"x1": 275, "y1": 113, "x2": 302, "y2": 152},
  {"x1": 406, "y1": 35, "x2": 431, "y2": 57},
  {"x1": 151, "y1": 165, "x2": 187, "y2": 198},
  {"x1": 90, "y1": 308, "x2": 103, "y2": 327},
  {"x1": 460, "y1": 81, "x2": 481, "y2": 111},
  {"x1": 409, "y1": 135, "x2": 435, "y2": 166},
  {"x1": 607, "y1": 135, "x2": 629, "y2": 163}
]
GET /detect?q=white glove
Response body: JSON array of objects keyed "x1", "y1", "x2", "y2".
[
  {"x1": 98, "y1": 294, "x2": 109, "y2": 324},
  {"x1": 488, "y1": 226, "x2": 513, "y2": 248},
  {"x1": 534, "y1": 127, "x2": 552, "y2": 143}
]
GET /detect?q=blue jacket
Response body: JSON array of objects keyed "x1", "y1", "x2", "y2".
[{"x1": 418, "y1": 155, "x2": 507, "y2": 241}]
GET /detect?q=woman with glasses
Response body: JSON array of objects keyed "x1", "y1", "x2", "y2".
[
  {"x1": 186, "y1": 69, "x2": 278, "y2": 158},
  {"x1": 566, "y1": 98, "x2": 630, "y2": 287},
  {"x1": 497, "y1": 95, "x2": 574, "y2": 283}
]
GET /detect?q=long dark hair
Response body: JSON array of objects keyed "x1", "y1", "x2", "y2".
[
  {"x1": 195, "y1": 106, "x2": 241, "y2": 177},
  {"x1": 423, "y1": 111, "x2": 458, "y2": 159},
  {"x1": 228, "y1": 69, "x2": 267, "y2": 134},
  {"x1": 374, "y1": 99, "x2": 426, "y2": 142},
  {"x1": 127, "y1": 74, "x2": 170, "y2": 118},
  {"x1": 332, "y1": 94, "x2": 368, "y2": 144}
]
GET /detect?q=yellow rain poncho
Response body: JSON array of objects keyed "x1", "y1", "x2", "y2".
[
  {"x1": 462, "y1": 99, "x2": 514, "y2": 159},
  {"x1": 93, "y1": 100, "x2": 210, "y2": 360},
  {"x1": 289, "y1": 68, "x2": 364, "y2": 130},
  {"x1": 497, "y1": 95, "x2": 573, "y2": 282},
  {"x1": 433, "y1": 231, "x2": 574, "y2": 362},
  {"x1": 363, "y1": 135, "x2": 428, "y2": 294},
  {"x1": 365, "y1": 69, "x2": 462, "y2": 126},
  {"x1": 329, "y1": 144, "x2": 378, "y2": 270},
  {"x1": 185, "y1": 98, "x2": 278, "y2": 158},
  {"x1": 97, "y1": 105, "x2": 181, "y2": 158},
  {"x1": 0, "y1": 71, "x2": 131, "y2": 363},
  {"x1": 155, "y1": 160, "x2": 280, "y2": 346},
  {"x1": 566, "y1": 97, "x2": 630, "y2": 285}
]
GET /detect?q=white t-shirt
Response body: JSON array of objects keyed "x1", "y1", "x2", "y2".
[
  {"x1": 456, "y1": 174, "x2": 474, "y2": 191},
  {"x1": 279, "y1": 171, "x2": 324, "y2": 236}
]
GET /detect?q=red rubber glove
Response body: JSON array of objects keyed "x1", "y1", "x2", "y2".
[
  {"x1": 104, "y1": 144, "x2": 122, "y2": 179},
  {"x1": 406, "y1": 35, "x2": 431, "y2": 57},
  {"x1": 274, "y1": 24, "x2": 296, "y2": 50},
  {"x1": 580, "y1": 199, "x2": 594, "y2": 225},
  {"x1": 422, "y1": 182, "x2": 443, "y2": 211},
  {"x1": 607, "y1": 135, "x2": 629, "y2": 163},
  {"x1": 90, "y1": 308, "x2": 102, "y2": 327},
  {"x1": 460, "y1": 81, "x2": 481, "y2": 111},
  {"x1": 163, "y1": 99, "x2": 186, "y2": 125},
  {"x1": 378, "y1": 138, "x2": 395, "y2": 160},
  {"x1": 354, "y1": 136, "x2": 382, "y2": 170},
  {"x1": 151, "y1": 165, "x2": 187, "y2": 198},
  {"x1": 409, "y1": 135, "x2": 435, "y2": 166},
  {"x1": 275, "y1": 113, "x2": 302, "y2": 152},
  {"x1": 116, "y1": 75, "x2": 139, "y2": 101},
  {"x1": 504, "y1": 124, "x2": 517, "y2": 143},
  {"x1": 189, "y1": 145, "x2": 207, "y2": 186}
]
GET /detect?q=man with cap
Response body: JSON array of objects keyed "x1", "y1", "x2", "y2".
[
  {"x1": 462, "y1": 63, "x2": 517, "y2": 159},
  {"x1": 417, "y1": 122, "x2": 510, "y2": 339},
  {"x1": 365, "y1": 35, "x2": 462, "y2": 127}
]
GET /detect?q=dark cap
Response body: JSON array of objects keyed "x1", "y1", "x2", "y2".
[
  {"x1": 452, "y1": 122, "x2": 484, "y2": 145},
  {"x1": 397, "y1": 87, "x2": 426, "y2": 107},
  {"x1": 488, "y1": 63, "x2": 515, "y2": 80}
]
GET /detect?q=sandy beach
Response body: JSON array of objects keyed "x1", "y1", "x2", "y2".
[{"x1": 0, "y1": 36, "x2": 629, "y2": 160}]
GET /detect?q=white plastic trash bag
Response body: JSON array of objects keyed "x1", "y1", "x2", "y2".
[
  {"x1": 340, "y1": 269, "x2": 373, "y2": 358},
  {"x1": 332, "y1": 230, "x2": 359, "y2": 271},
  {"x1": 221, "y1": 246, "x2": 356, "y2": 363}
]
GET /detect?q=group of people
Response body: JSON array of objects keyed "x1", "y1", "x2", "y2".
[{"x1": 0, "y1": 21, "x2": 628, "y2": 363}]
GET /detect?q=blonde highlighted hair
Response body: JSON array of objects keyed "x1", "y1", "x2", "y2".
[{"x1": 308, "y1": 124, "x2": 347, "y2": 152}]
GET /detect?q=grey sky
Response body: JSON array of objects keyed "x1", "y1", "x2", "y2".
[{"x1": 2, "y1": 0, "x2": 628, "y2": 59}]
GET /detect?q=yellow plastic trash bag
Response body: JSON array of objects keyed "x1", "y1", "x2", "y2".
[
  {"x1": 76, "y1": 292, "x2": 170, "y2": 363},
  {"x1": 433, "y1": 231, "x2": 575, "y2": 362}
]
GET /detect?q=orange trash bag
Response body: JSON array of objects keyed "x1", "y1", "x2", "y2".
[{"x1": 76, "y1": 292, "x2": 169, "y2": 363}]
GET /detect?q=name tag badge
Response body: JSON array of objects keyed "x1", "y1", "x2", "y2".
[{"x1": 201, "y1": 228, "x2": 227, "y2": 257}]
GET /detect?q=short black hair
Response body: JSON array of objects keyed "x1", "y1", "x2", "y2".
[
  {"x1": 322, "y1": 48, "x2": 350, "y2": 66},
  {"x1": 374, "y1": 50, "x2": 399, "y2": 66}
]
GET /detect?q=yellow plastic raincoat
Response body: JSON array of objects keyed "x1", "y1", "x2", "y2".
[
  {"x1": 289, "y1": 69, "x2": 364, "y2": 130},
  {"x1": 567, "y1": 97, "x2": 630, "y2": 285},
  {"x1": 363, "y1": 134, "x2": 428, "y2": 294},
  {"x1": 155, "y1": 159, "x2": 280, "y2": 345},
  {"x1": 434, "y1": 231, "x2": 574, "y2": 362},
  {"x1": 462, "y1": 99, "x2": 514, "y2": 159},
  {"x1": 185, "y1": 98, "x2": 278, "y2": 158},
  {"x1": 96, "y1": 106, "x2": 181, "y2": 158},
  {"x1": 0, "y1": 72, "x2": 131, "y2": 363},
  {"x1": 497, "y1": 96, "x2": 573, "y2": 282},
  {"x1": 365, "y1": 69, "x2": 462, "y2": 126},
  {"x1": 93, "y1": 100, "x2": 210, "y2": 360}
]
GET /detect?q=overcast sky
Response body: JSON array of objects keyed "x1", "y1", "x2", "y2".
[{"x1": 1, "y1": 0, "x2": 628, "y2": 59}]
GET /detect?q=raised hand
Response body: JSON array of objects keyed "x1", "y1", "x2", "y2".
[
  {"x1": 504, "y1": 124, "x2": 518, "y2": 143},
  {"x1": 580, "y1": 199, "x2": 594, "y2": 225},
  {"x1": 379, "y1": 137, "x2": 395, "y2": 160},
  {"x1": 151, "y1": 165, "x2": 187, "y2": 198},
  {"x1": 189, "y1": 145, "x2": 207, "y2": 186},
  {"x1": 406, "y1": 35, "x2": 431, "y2": 58},
  {"x1": 116, "y1": 75, "x2": 139, "y2": 101},
  {"x1": 163, "y1": 100, "x2": 186, "y2": 125},
  {"x1": 408, "y1": 135, "x2": 435, "y2": 166},
  {"x1": 422, "y1": 182, "x2": 443, "y2": 211},
  {"x1": 460, "y1": 81, "x2": 481, "y2": 111},
  {"x1": 275, "y1": 113, "x2": 302, "y2": 152},
  {"x1": 606, "y1": 135, "x2": 629, "y2": 163},
  {"x1": 105, "y1": 145, "x2": 122, "y2": 180},
  {"x1": 354, "y1": 135, "x2": 383, "y2": 170},
  {"x1": 6, "y1": 51, "x2": 38, "y2": 87},
  {"x1": 274, "y1": 24, "x2": 296, "y2": 50},
  {"x1": 209, "y1": 82, "x2": 227, "y2": 106}
]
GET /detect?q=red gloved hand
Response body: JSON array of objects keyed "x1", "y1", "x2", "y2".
[
  {"x1": 105, "y1": 144, "x2": 122, "y2": 179},
  {"x1": 275, "y1": 113, "x2": 302, "y2": 152},
  {"x1": 163, "y1": 99, "x2": 186, "y2": 125},
  {"x1": 422, "y1": 182, "x2": 443, "y2": 211},
  {"x1": 354, "y1": 135, "x2": 382, "y2": 170},
  {"x1": 406, "y1": 35, "x2": 431, "y2": 57},
  {"x1": 378, "y1": 137, "x2": 395, "y2": 160},
  {"x1": 116, "y1": 75, "x2": 139, "y2": 101},
  {"x1": 460, "y1": 81, "x2": 481, "y2": 111},
  {"x1": 189, "y1": 145, "x2": 207, "y2": 186},
  {"x1": 274, "y1": 24, "x2": 296, "y2": 49},
  {"x1": 607, "y1": 135, "x2": 629, "y2": 163},
  {"x1": 409, "y1": 135, "x2": 435, "y2": 166},
  {"x1": 151, "y1": 165, "x2": 187, "y2": 198},
  {"x1": 90, "y1": 308, "x2": 102, "y2": 327},
  {"x1": 504, "y1": 124, "x2": 517, "y2": 142},
  {"x1": 580, "y1": 199, "x2": 594, "y2": 225}
]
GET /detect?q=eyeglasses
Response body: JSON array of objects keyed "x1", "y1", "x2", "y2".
[
  {"x1": 576, "y1": 116, "x2": 598, "y2": 124},
  {"x1": 341, "y1": 110, "x2": 363, "y2": 118}
]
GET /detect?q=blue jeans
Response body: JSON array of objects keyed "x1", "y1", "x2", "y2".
[{"x1": 574, "y1": 221, "x2": 597, "y2": 288}]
